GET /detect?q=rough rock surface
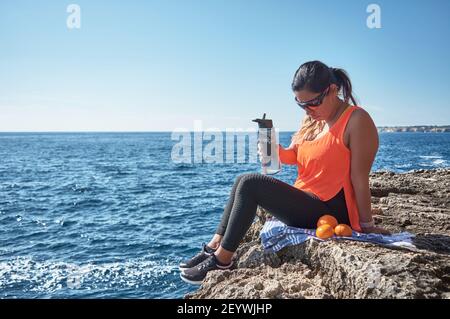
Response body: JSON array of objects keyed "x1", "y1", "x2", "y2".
[{"x1": 185, "y1": 168, "x2": 450, "y2": 299}]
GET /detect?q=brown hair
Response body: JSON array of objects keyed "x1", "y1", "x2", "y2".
[{"x1": 291, "y1": 61, "x2": 357, "y2": 144}]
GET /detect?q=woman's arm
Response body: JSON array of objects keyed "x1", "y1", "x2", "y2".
[
  {"x1": 348, "y1": 109, "x2": 390, "y2": 234},
  {"x1": 278, "y1": 141, "x2": 298, "y2": 165}
]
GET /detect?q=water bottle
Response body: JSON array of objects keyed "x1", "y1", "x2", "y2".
[{"x1": 252, "y1": 113, "x2": 281, "y2": 175}]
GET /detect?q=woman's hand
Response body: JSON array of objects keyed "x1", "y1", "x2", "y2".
[{"x1": 360, "y1": 225, "x2": 391, "y2": 235}]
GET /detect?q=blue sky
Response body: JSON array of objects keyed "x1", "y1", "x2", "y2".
[{"x1": 1, "y1": 0, "x2": 449, "y2": 131}]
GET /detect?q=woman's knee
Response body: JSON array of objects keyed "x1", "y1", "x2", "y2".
[
  {"x1": 234, "y1": 173, "x2": 246, "y2": 185},
  {"x1": 236, "y1": 173, "x2": 262, "y2": 193},
  {"x1": 237, "y1": 172, "x2": 260, "y2": 182},
  {"x1": 234, "y1": 173, "x2": 254, "y2": 186}
]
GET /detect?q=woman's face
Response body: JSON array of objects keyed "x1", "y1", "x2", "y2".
[{"x1": 294, "y1": 84, "x2": 339, "y2": 121}]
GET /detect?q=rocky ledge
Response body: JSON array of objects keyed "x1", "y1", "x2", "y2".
[{"x1": 185, "y1": 168, "x2": 450, "y2": 299}]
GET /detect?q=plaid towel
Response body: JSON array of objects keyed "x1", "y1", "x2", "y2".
[{"x1": 260, "y1": 218, "x2": 416, "y2": 253}]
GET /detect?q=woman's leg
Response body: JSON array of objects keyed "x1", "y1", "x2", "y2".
[
  {"x1": 207, "y1": 174, "x2": 247, "y2": 248},
  {"x1": 215, "y1": 173, "x2": 347, "y2": 264},
  {"x1": 324, "y1": 188, "x2": 351, "y2": 225},
  {"x1": 180, "y1": 173, "x2": 350, "y2": 284}
]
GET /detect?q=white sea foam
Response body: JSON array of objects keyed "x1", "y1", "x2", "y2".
[
  {"x1": 418, "y1": 154, "x2": 447, "y2": 167},
  {"x1": 394, "y1": 163, "x2": 412, "y2": 168},
  {"x1": 419, "y1": 155, "x2": 442, "y2": 159},
  {"x1": 432, "y1": 159, "x2": 446, "y2": 165},
  {"x1": 0, "y1": 256, "x2": 178, "y2": 294}
]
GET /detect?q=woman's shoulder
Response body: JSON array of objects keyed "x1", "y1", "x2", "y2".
[
  {"x1": 346, "y1": 106, "x2": 378, "y2": 140},
  {"x1": 348, "y1": 106, "x2": 374, "y2": 125}
]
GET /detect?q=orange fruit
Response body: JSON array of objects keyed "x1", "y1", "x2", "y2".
[
  {"x1": 334, "y1": 224, "x2": 353, "y2": 237},
  {"x1": 317, "y1": 215, "x2": 338, "y2": 229},
  {"x1": 316, "y1": 224, "x2": 334, "y2": 239}
]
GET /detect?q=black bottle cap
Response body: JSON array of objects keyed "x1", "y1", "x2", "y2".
[{"x1": 252, "y1": 113, "x2": 273, "y2": 128}]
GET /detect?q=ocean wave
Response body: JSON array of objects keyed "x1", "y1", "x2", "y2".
[
  {"x1": 419, "y1": 155, "x2": 443, "y2": 159},
  {"x1": 433, "y1": 159, "x2": 446, "y2": 165},
  {"x1": 0, "y1": 256, "x2": 178, "y2": 297},
  {"x1": 394, "y1": 163, "x2": 412, "y2": 168},
  {"x1": 419, "y1": 159, "x2": 447, "y2": 167}
]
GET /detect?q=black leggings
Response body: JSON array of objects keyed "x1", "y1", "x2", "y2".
[{"x1": 215, "y1": 173, "x2": 350, "y2": 252}]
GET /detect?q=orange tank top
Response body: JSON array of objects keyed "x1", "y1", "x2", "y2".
[{"x1": 294, "y1": 105, "x2": 363, "y2": 232}]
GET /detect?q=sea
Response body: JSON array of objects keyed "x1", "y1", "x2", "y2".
[{"x1": 0, "y1": 131, "x2": 449, "y2": 298}]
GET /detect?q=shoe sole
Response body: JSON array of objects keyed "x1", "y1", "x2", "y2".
[
  {"x1": 179, "y1": 261, "x2": 235, "y2": 273},
  {"x1": 180, "y1": 273, "x2": 203, "y2": 285},
  {"x1": 179, "y1": 266, "x2": 188, "y2": 273}
]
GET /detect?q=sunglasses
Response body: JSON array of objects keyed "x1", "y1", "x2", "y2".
[{"x1": 295, "y1": 87, "x2": 330, "y2": 110}]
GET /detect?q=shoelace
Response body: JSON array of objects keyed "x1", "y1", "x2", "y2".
[
  {"x1": 202, "y1": 243, "x2": 216, "y2": 254},
  {"x1": 192, "y1": 244, "x2": 209, "y2": 259}
]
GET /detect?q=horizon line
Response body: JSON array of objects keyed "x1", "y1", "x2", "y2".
[{"x1": 1, "y1": 126, "x2": 450, "y2": 134}]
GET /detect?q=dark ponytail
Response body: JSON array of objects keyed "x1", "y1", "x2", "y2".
[
  {"x1": 330, "y1": 67, "x2": 357, "y2": 106},
  {"x1": 292, "y1": 61, "x2": 358, "y2": 106}
]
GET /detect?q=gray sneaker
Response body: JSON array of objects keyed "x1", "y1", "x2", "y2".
[
  {"x1": 179, "y1": 243, "x2": 216, "y2": 271},
  {"x1": 180, "y1": 254, "x2": 233, "y2": 285}
]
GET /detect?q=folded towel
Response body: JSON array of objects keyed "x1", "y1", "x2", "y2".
[{"x1": 260, "y1": 218, "x2": 416, "y2": 253}]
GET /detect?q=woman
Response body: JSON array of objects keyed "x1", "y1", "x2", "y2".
[{"x1": 180, "y1": 60, "x2": 390, "y2": 285}]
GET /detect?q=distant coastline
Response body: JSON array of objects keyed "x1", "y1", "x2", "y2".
[
  {"x1": 0, "y1": 125, "x2": 450, "y2": 133},
  {"x1": 377, "y1": 125, "x2": 450, "y2": 133}
]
